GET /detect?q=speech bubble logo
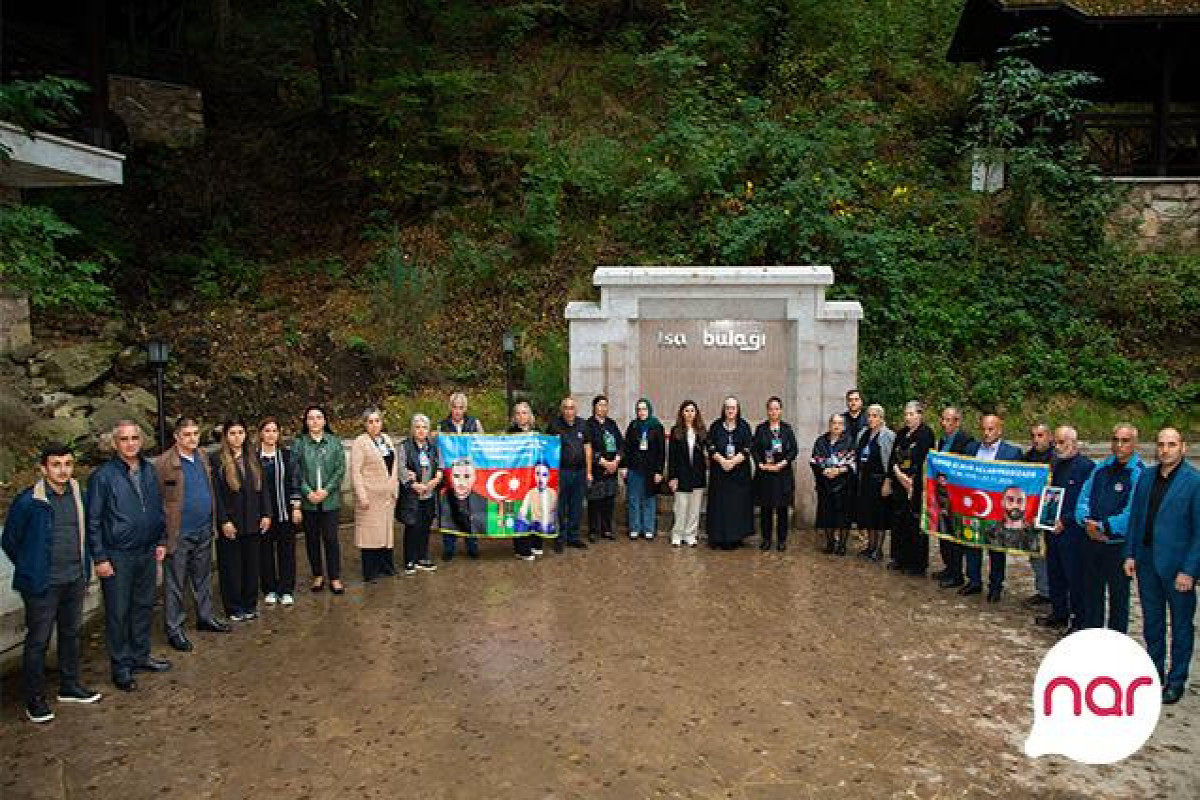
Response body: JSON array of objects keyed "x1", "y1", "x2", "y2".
[{"x1": 1025, "y1": 628, "x2": 1161, "y2": 764}]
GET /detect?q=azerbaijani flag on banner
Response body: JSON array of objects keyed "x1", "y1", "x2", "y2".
[
  {"x1": 921, "y1": 451, "x2": 1051, "y2": 556},
  {"x1": 436, "y1": 433, "x2": 561, "y2": 538}
]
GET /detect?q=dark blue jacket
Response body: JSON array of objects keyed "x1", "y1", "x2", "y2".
[
  {"x1": 86, "y1": 456, "x2": 167, "y2": 563},
  {"x1": 1050, "y1": 454, "x2": 1095, "y2": 536},
  {"x1": 937, "y1": 430, "x2": 975, "y2": 455},
  {"x1": 2, "y1": 479, "x2": 91, "y2": 595},
  {"x1": 1125, "y1": 461, "x2": 1200, "y2": 579},
  {"x1": 1076, "y1": 453, "x2": 1145, "y2": 544},
  {"x1": 964, "y1": 440, "x2": 1023, "y2": 461}
]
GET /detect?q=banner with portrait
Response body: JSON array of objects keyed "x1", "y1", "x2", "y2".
[
  {"x1": 921, "y1": 452, "x2": 1051, "y2": 557},
  {"x1": 435, "y1": 433, "x2": 562, "y2": 538}
]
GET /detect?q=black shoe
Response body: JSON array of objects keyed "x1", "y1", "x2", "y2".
[
  {"x1": 553, "y1": 539, "x2": 564, "y2": 553},
  {"x1": 886, "y1": 560, "x2": 903, "y2": 571},
  {"x1": 1163, "y1": 684, "x2": 1185, "y2": 705},
  {"x1": 958, "y1": 584, "x2": 982, "y2": 596},
  {"x1": 986, "y1": 588, "x2": 1002, "y2": 603},
  {"x1": 904, "y1": 568, "x2": 926, "y2": 577},
  {"x1": 776, "y1": 540, "x2": 787, "y2": 552},
  {"x1": 168, "y1": 633, "x2": 194, "y2": 652},
  {"x1": 567, "y1": 539, "x2": 588, "y2": 549},
  {"x1": 112, "y1": 673, "x2": 137, "y2": 692},
  {"x1": 835, "y1": 538, "x2": 848, "y2": 556},
  {"x1": 442, "y1": 551, "x2": 455, "y2": 562},
  {"x1": 468, "y1": 550, "x2": 480, "y2": 560},
  {"x1": 197, "y1": 618, "x2": 232, "y2": 633},
  {"x1": 1035, "y1": 615, "x2": 1068, "y2": 628},
  {"x1": 931, "y1": 569, "x2": 948, "y2": 581},
  {"x1": 25, "y1": 696, "x2": 54, "y2": 723},
  {"x1": 132, "y1": 657, "x2": 172, "y2": 673},
  {"x1": 1024, "y1": 594, "x2": 1052, "y2": 608},
  {"x1": 587, "y1": 532, "x2": 597, "y2": 543},
  {"x1": 759, "y1": 538, "x2": 772, "y2": 551},
  {"x1": 57, "y1": 685, "x2": 102, "y2": 704},
  {"x1": 1062, "y1": 624, "x2": 1082, "y2": 636},
  {"x1": 823, "y1": 540, "x2": 836, "y2": 554},
  {"x1": 939, "y1": 576, "x2": 966, "y2": 589},
  {"x1": 330, "y1": 583, "x2": 346, "y2": 594},
  {"x1": 601, "y1": 531, "x2": 615, "y2": 540}
]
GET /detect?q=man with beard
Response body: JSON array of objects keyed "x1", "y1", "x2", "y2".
[
  {"x1": 991, "y1": 486, "x2": 1035, "y2": 551},
  {"x1": 441, "y1": 457, "x2": 488, "y2": 542}
]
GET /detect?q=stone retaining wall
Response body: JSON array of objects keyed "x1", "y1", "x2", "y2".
[
  {"x1": 108, "y1": 75, "x2": 204, "y2": 147},
  {"x1": 1110, "y1": 178, "x2": 1200, "y2": 247}
]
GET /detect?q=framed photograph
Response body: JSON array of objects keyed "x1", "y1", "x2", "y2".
[{"x1": 1036, "y1": 486, "x2": 1065, "y2": 531}]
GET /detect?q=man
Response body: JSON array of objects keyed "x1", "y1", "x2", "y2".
[
  {"x1": 1124, "y1": 428, "x2": 1200, "y2": 705},
  {"x1": 2, "y1": 444, "x2": 102, "y2": 723},
  {"x1": 546, "y1": 396, "x2": 589, "y2": 553},
  {"x1": 1077, "y1": 424, "x2": 1144, "y2": 632},
  {"x1": 154, "y1": 417, "x2": 231, "y2": 653},
  {"x1": 1036, "y1": 426, "x2": 1094, "y2": 633},
  {"x1": 86, "y1": 420, "x2": 172, "y2": 691},
  {"x1": 840, "y1": 389, "x2": 865, "y2": 447},
  {"x1": 934, "y1": 406, "x2": 975, "y2": 589},
  {"x1": 1022, "y1": 423, "x2": 1055, "y2": 608},
  {"x1": 518, "y1": 463, "x2": 558, "y2": 534},
  {"x1": 962, "y1": 414, "x2": 1023, "y2": 602},
  {"x1": 438, "y1": 392, "x2": 483, "y2": 560},
  {"x1": 991, "y1": 487, "x2": 1033, "y2": 551},
  {"x1": 441, "y1": 457, "x2": 489, "y2": 535}
]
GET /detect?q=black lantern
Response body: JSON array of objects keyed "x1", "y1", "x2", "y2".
[
  {"x1": 146, "y1": 338, "x2": 170, "y2": 454},
  {"x1": 502, "y1": 331, "x2": 515, "y2": 417}
]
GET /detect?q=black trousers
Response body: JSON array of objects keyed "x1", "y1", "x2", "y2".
[
  {"x1": 21, "y1": 579, "x2": 85, "y2": 702},
  {"x1": 217, "y1": 535, "x2": 261, "y2": 615},
  {"x1": 361, "y1": 548, "x2": 394, "y2": 580},
  {"x1": 1081, "y1": 538, "x2": 1132, "y2": 632},
  {"x1": 403, "y1": 501, "x2": 435, "y2": 565},
  {"x1": 303, "y1": 509, "x2": 341, "y2": 581},
  {"x1": 101, "y1": 549, "x2": 156, "y2": 676},
  {"x1": 588, "y1": 496, "x2": 615, "y2": 537},
  {"x1": 893, "y1": 506, "x2": 928, "y2": 572},
  {"x1": 759, "y1": 506, "x2": 789, "y2": 544},
  {"x1": 939, "y1": 538, "x2": 963, "y2": 581},
  {"x1": 260, "y1": 518, "x2": 297, "y2": 595}
]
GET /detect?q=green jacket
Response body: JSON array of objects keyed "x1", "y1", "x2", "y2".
[{"x1": 292, "y1": 433, "x2": 345, "y2": 512}]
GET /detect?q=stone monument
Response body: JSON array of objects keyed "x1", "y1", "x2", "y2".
[{"x1": 565, "y1": 266, "x2": 863, "y2": 524}]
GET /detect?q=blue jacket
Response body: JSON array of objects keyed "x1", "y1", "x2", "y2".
[
  {"x1": 964, "y1": 440, "x2": 1023, "y2": 461},
  {"x1": 2, "y1": 479, "x2": 90, "y2": 595},
  {"x1": 1125, "y1": 461, "x2": 1200, "y2": 579},
  {"x1": 1050, "y1": 454, "x2": 1095, "y2": 536},
  {"x1": 86, "y1": 456, "x2": 167, "y2": 563},
  {"x1": 1076, "y1": 453, "x2": 1145, "y2": 544}
]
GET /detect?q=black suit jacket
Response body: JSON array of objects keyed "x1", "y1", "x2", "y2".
[{"x1": 937, "y1": 430, "x2": 976, "y2": 455}]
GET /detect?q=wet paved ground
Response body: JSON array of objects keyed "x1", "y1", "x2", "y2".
[{"x1": 2, "y1": 527, "x2": 1198, "y2": 800}]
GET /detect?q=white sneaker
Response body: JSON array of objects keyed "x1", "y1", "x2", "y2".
[
  {"x1": 264, "y1": 592, "x2": 278, "y2": 606},
  {"x1": 516, "y1": 553, "x2": 535, "y2": 562},
  {"x1": 531, "y1": 546, "x2": 544, "y2": 556},
  {"x1": 281, "y1": 593, "x2": 295, "y2": 606},
  {"x1": 629, "y1": 531, "x2": 640, "y2": 540},
  {"x1": 644, "y1": 532, "x2": 656, "y2": 541},
  {"x1": 671, "y1": 536, "x2": 682, "y2": 547}
]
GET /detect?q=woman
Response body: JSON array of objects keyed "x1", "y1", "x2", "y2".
[
  {"x1": 351, "y1": 408, "x2": 400, "y2": 583},
  {"x1": 706, "y1": 396, "x2": 755, "y2": 550},
  {"x1": 214, "y1": 418, "x2": 270, "y2": 620},
  {"x1": 397, "y1": 413, "x2": 442, "y2": 574},
  {"x1": 668, "y1": 400, "x2": 707, "y2": 547},
  {"x1": 584, "y1": 395, "x2": 622, "y2": 542},
  {"x1": 621, "y1": 398, "x2": 665, "y2": 540},
  {"x1": 507, "y1": 402, "x2": 540, "y2": 558},
  {"x1": 811, "y1": 413, "x2": 855, "y2": 555},
  {"x1": 855, "y1": 403, "x2": 895, "y2": 562},
  {"x1": 752, "y1": 396, "x2": 799, "y2": 551},
  {"x1": 258, "y1": 417, "x2": 302, "y2": 606},
  {"x1": 889, "y1": 401, "x2": 935, "y2": 576},
  {"x1": 293, "y1": 405, "x2": 346, "y2": 594}
]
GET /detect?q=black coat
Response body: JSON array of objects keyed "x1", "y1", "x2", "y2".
[
  {"x1": 752, "y1": 420, "x2": 799, "y2": 507},
  {"x1": 937, "y1": 430, "x2": 976, "y2": 455},
  {"x1": 706, "y1": 418, "x2": 755, "y2": 543},
  {"x1": 585, "y1": 416, "x2": 623, "y2": 500},
  {"x1": 667, "y1": 428, "x2": 708, "y2": 492},
  {"x1": 396, "y1": 437, "x2": 440, "y2": 526},
  {"x1": 214, "y1": 455, "x2": 267, "y2": 538},
  {"x1": 622, "y1": 420, "x2": 666, "y2": 478},
  {"x1": 811, "y1": 432, "x2": 855, "y2": 528},
  {"x1": 890, "y1": 423, "x2": 935, "y2": 512}
]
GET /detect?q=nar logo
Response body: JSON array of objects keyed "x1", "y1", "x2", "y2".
[{"x1": 1025, "y1": 628, "x2": 1161, "y2": 764}]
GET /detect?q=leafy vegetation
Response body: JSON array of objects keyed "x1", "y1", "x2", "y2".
[{"x1": 22, "y1": 0, "x2": 1198, "y2": 435}]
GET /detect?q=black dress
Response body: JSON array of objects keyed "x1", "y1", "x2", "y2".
[
  {"x1": 705, "y1": 418, "x2": 755, "y2": 546},
  {"x1": 752, "y1": 421, "x2": 799, "y2": 508},
  {"x1": 584, "y1": 416, "x2": 623, "y2": 500},
  {"x1": 855, "y1": 431, "x2": 891, "y2": 531},
  {"x1": 811, "y1": 433, "x2": 854, "y2": 529}
]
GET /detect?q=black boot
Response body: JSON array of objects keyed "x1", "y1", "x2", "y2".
[
  {"x1": 759, "y1": 534, "x2": 772, "y2": 551},
  {"x1": 776, "y1": 533, "x2": 787, "y2": 552},
  {"x1": 822, "y1": 531, "x2": 836, "y2": 554},
  {"x1": 835, "y1": 530, "x2": 848, "y2": 556}
]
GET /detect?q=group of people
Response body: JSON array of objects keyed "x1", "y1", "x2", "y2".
[
  {"x1": 3, "y1": 387, "x2": 1197, "y2": 726},
  {"x1": 820, "y1": 389, "x2": 1199, "y2": 707}
]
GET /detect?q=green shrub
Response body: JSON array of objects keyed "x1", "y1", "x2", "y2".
[{"x1": 0, "y1": 205, "x2": 114, "y2": 312}]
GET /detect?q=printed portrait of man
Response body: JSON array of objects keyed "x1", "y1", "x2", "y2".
[
  {"x1": 989, "y1": 485, "x2": 1035, "y2": 551},
  {"x1": 441, "y1": 457, "x2": 489, "y2": 534},
  {"x1": 517, "y1": 462, "x2": 557, "y2": 534}
]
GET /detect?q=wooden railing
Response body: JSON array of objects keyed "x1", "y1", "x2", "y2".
[{"x1": 1077, "y1": 112, "x2": 1200, "y2": 177}]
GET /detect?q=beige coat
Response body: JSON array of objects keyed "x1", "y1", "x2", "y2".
[{"x1": 350, "y1": 433, "x2": 400, "y2": 549}]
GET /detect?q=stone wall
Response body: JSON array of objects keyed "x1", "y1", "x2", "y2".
[
  {"x1": 108, "y1": 74, "x2": 204, "y2": 147},
  {"x1": 0, "y1": 290, "x2": 32, "y2": 358},
  {"x1": 1110, "y1": 178, "x2": 1200, "y2": 248}
]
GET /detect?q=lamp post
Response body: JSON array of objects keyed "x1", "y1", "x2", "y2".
[
  {"x1": 146, "y1": 338, "x2": 170, "y2": 454},
  {"x1": 502, "y1": 331, "x2": 515, "y2": 418}
]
